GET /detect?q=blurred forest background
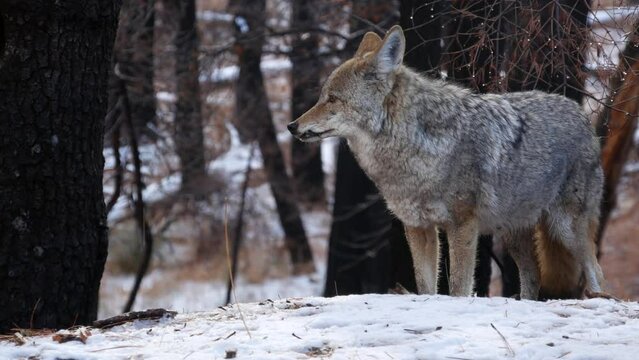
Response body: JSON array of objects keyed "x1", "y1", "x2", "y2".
[
  {"x1": 2, "y1": 0, "x2": 639, "y2": 329},
  {"x1": 99, "y1": 0, "x2": 639, "y2": 317}
]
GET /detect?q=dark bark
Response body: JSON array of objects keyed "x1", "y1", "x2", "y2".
[
  {"x1": 446, "y1": 0, "x2": 513, "y2": 92},
  {"x1": 500, "y1": 252, "x2": 520, "y2": 296},
  {"x1": 109, "y1": 0, "x2": 156, "y2": 140},
  {"x1": 0, "y1": 1, "x2": 119, "y2": 331},
  {"x1": 507, "y1": 0, "x2": 590, "y2": 103},
  {"x1": 174, "y1": 0, "x2": 207, "y2": 193},
  {"x1": 324, "y1": 141, "x2": 405, "y2": 296},
  {"x1": 400, "y1": 0, "x2": 445, "y2": 73},
  {"x1": 232, "y1": 0, "x2": 315, "y2": 274},
  {"x1": 290, "y1": 0, "x2": 326, "y2": 205},
  {"x1": 93, "y1": 308, "x2": 176, "y2": 329}
]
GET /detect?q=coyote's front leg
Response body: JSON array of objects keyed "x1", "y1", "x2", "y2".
[
  {"x1": 447, "y1": 221, "x2": 479, "y2": 296},
  {"x1": 404, "y1": 225, "x2": 439, "y2": 294}
]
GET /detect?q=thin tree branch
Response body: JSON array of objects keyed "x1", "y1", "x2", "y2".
[
  {"x1": 106, "y1": 122, "x2": 123, "y2": 215},
  {"x1": 114, "y1": 66, "x2": 154, "y2": 314},
  {"x1": 225, "y1": 143, "x2": 255, "y2": 305}
]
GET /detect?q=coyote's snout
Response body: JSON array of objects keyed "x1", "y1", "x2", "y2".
[{"x1": 289, "y1": 25, "x2": 606, "y2": 300}]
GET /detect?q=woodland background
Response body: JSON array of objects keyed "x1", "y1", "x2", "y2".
[{"x1": 1, "y1": 0, "x2": 639, "y2": 330}]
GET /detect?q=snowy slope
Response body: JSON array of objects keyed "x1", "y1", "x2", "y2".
[{"x1": 3, "y1": 294, "x2": 639, "y2": 359}]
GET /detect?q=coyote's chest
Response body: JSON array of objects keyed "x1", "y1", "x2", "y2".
[{"x1": 348, "y1": 136, "x2": 451, "y2": 227}]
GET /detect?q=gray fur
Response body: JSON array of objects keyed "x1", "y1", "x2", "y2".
[{"x1": 289, "y1": 26, "x2": 604, "y2": 299}]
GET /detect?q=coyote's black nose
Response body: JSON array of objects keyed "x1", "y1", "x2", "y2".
[{"x1": 287, "y1": 122, "x2": 298, "y2": 133}]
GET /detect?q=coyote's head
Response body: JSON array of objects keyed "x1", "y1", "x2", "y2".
[{"x1": 288, "y1": 25, "x2": 405, "y2": 142}]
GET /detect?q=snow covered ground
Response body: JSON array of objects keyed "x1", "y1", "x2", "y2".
[
  {"x1": 98, "y1": 262, "x2": 326, "y2": 319},
  {"x1": 3, "y1": 295, "x2": 639, "y2": 359}
]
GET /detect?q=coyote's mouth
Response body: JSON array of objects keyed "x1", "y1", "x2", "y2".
[{"x1": 299, "y1": 129, "x2": 332, "y2": 141}]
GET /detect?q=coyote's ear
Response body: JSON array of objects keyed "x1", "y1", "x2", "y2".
[
  {"x1": 375, "y1": 25, "x2": 405, "y2": 74},
  {"x1": 354, "y1": 32, "x2": 383, "y2": 58}
]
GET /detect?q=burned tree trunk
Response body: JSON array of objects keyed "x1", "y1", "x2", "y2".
[
  {"x1": 507, "y1": 0, "x2": 590, "y2": 103},
  {"x1": 324, "y1": 141, "x2": 403, "y2": 295},
  {"x1": 0, "y1": 0, "x2": 119, "y2": 330},
  {"x1": 174, "y1": 0, "x2": 207, "y2": 193},
  {"x1": 232, "y1": 0, "x2": 315, "y2": 274},
  {"x1": 290, "y1": 0, "x2": 326, "y2": 205},
  {"x1": 400, "y1": 0, "x2": 444, "y2": 72}
]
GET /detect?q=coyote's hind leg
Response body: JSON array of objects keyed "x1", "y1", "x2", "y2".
[
  {"x1": 547, "y1": 209, "x2": 604, "y2": 296},
  {"x1": 500, "y1": 228, "x2": 540, "y2": 300}
]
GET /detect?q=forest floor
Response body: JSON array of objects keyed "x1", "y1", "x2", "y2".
[{"x1": 3, "y1": 294, "x2": 639, "y2": 359}]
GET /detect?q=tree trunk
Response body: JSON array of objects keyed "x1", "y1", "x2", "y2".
[
  {"x1": 109, "y1": 0, "x2": 156, "y2": 141},
  {"x1": 324, "y1": 142, "x2": 403, "y2": 295},
  {"x1": 447, "y1": 0, "x2": 509, "y2": 92},
  {"x1": 232, "y1": 0, "x2": 315, "y2": 274},
  {"x1": 290, "y1": 0, "x2": 326, "y2": 205},
  {"x1": 400, "y1": 0, "x2": 444, "y2": 72},
  {"x1": 0, "y1": 0, "x2": 119, "y2": 330},
  {"x1": 174, "y1": 0, "x2": 207, "y2": 193},
  {"x1": 595, "y1": 24, "x2": 639, "y2": 252},
  {"x1": 507, "y1": 0, "x2": 590, "y2": 103}
]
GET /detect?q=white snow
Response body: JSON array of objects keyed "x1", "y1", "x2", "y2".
[
  {"x1": 198, "y1": 10, "x2": 234, "y2": 23},
  {"x1": 99, "y1": 264, "x2": 325, "y2": 318},
  {"x1": 3, "y1": 295, "x2": 639, "y2": 359},
  {"x1": 201, "y1": 57, "x2": 292, "y2": 83},
  {"x1": 155, "y1": 91, "x2": 176, "y2": 103},
  {"x1": 588, "y1": 6, "x2": 639, "y2": 26}
]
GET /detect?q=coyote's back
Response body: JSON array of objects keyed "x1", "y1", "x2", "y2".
[
  {"x1": 467, "y1": 90, "x2": 602, "y2": 233},
  {"x1": 288, "y1": 25, "x2": 605, "y2": 299}
]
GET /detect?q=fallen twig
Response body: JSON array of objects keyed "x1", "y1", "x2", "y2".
[{"x1": 93, "y1": 308, "x2": 177, "y2": 329}]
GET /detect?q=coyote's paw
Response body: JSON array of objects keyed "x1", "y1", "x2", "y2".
[{"x1": 584, "y1": 289, "x2": 620, "y2": 301}]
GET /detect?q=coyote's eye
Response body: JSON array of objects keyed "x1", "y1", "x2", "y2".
[{"x1": 327, "y1": 94, "x2": 338, "y2": 104}]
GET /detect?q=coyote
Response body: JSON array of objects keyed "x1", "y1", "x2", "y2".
[{"x1": 288, "y1": 25, "x2": 605, "y2": 300}]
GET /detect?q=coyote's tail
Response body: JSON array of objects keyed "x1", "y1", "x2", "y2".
[{"x1": 535, "y1": 221, "x2": 584, "y2": 299}]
